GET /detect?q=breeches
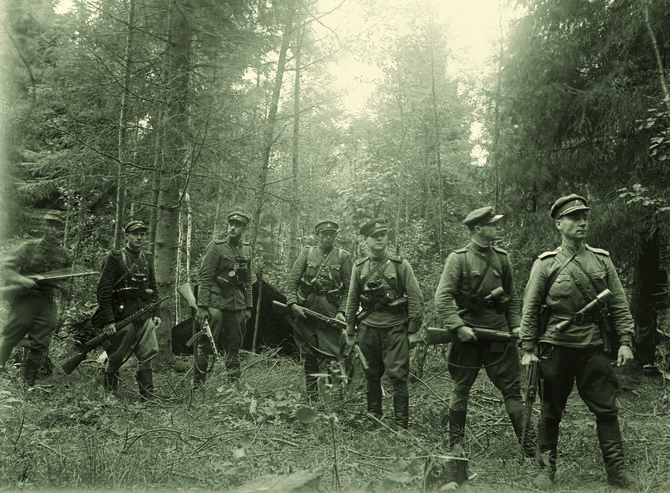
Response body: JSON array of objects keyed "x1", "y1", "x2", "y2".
[
  {"x1": 539, "y1": 344, "x2": 619, "y2": 424},
  {"x1": 448, "y1": 340, "x2": 523, "y2": 413},
  {"x1": 294, "y1": 316, "x2": 342, "y2": 361},
  {"x1": 196, "y1": 308, "x2": 247, "y2": 355},
  {"x1": 106, "y1": 318, "x2": 158, "y2": 373},
  {"x1": 0, "y1": 292, "x2": 56, "y2": 366},
  {"x1": 358, "y1": 323, "x2": 409, "y2": 397}
]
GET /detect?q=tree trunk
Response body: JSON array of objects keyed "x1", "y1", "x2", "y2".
[
  {"x1": 154, "y1": 0, "x2": 192, "y2": 365},
  {"x1": 250, "y1": 1, "x2": 296, "y2": 249},
  {"x1": 113, "y1": 0, "x2": 136, "y2": 248}
]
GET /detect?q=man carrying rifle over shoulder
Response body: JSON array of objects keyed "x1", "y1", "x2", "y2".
[
  {"x1": 286, "y1": 220, "x2": 352, "y2": 400},
  {"x1": 95, "y1": 220, "x2": 163, "y2": 400},
  {"x1": 345, "y1": 219, "x2": 423, "y2": 430},
  {"x1": 520, "y1": 194, "x2": 636, "y2": 490},
  {"x1": 434, "y1": 206, "x2": 535, "y2": 457},
  {"x1": 0, "y1": 210, "x2": 71, "y2": 387},
  {"x1": 194, "y1": 212, "x2": 253, "y2": 389}
]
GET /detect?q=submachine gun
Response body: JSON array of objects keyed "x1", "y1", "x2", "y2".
[
  {"x1": 60, "y1": 295, "x2": 168, "y2": 375},
  {"x1": 272, "y1": 300, "x2": 368, "y2": 370},
  {"x1": 177, "y1": 283, "x2": 217, "y2": 360}
]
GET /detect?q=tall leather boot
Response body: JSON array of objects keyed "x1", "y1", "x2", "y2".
[
  {"x1": 103, "y1": 371, "x2": 119, "y2": 392},
  {"x1": 136, "y1": 369, "x2": 159, "y2": 401},
  {"x1": 533, "y1": 419, "x2": 558, "y2": 490},
  {"x1": 192, "y1": 348, "x2": 208, "y2": 390},
  {"x1": 448, "y1": 409, "x2": 467, "y2": 452},
  {"x1": 393, "y1": 394, "x2": 409, "y2": 429},
  {"x1": 304, "y1": 355, "x2": 320, "y2": 401},
  {"x1": 23, "y1": 352, "x2": 42, "y2": 387},
  {"x1": 597, "y1": 420, "x2": 636, "y2": 489},
  {"x1": 509, "y1": 410, "x2": 538, "y2": 458},
  {"x1": 366, "y1": 380, "x2": 383, "y2": 418}
]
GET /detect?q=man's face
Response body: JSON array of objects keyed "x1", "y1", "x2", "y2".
[
  {"x1": 477, "y1": 221, "x2": 501, "y2": 243},
  {"x1": 317, "y1": 230, "x2": 337, "y2": 249},
  {"x1": 556, "y1": 211, "x2": 589, "y2": 241},
  {"x1": 228, "y1": 220, "x2": 247, "y2": 239},
  {"x1": 126, "y1": 230, "x2": 147, "y2": 250},
  {"x1": 365, "y1": 230, "x2": 388, "y2": 255}
]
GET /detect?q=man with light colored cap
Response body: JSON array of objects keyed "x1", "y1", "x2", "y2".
[
  {"x1": 434, "y1": 206, "x2": 533, "y2": 457},
  {"x1": 345, "y1": 218, "x2": 424, "y2": 429},
  {"x1": 285, "y1": 220, "x2": 352, "y2": 400},
  {"x1": 0, "y1": 210, "x2": 71, "y2": 386},
  {"x1": 520, "y1": 194, "x2": 636, "y2": 489},
  {"x1": 194, "y1": 211, "x2": 253, "y2": 387},
  {"x1": 95, "y1": 219, "x2": 164, "y2": 400}
]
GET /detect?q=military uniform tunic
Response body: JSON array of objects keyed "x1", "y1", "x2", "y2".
[
  {"x1": 96, "y1": 246, "x2": 160, "y2": 371},
  {"x1": 434, "y1": 241, "x2": 524, "y2": 414},
  {"x1": 286, "y1": 245, "x2": 352, "y2": 359},
  {"x1": 195, "y1": 236, "x2": 253, "y2": 382},
  {"x1": 520, "y1": 243, "x2": 635, "y2": 425},
  {"x1": 0, "y1": 237, "x2": 71, "y2": 369},
  {"x1": 345, "y1": 254, "x2": 424, "y2": 420}
]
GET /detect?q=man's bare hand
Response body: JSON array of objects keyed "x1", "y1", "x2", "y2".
[
  {"x1": 103, "y1": 323, "x2": 116, "y2": 336},
  {"x1": 457, "y1": 326, "x2": 477, "y2": 342},
  {"x1": 521, "y1": 350, "x2": 539, "y2": 366},
  {"x1": 18, "y1": 276, "x2": 37, "y2": 289},
  {"x1": 408, "y1": 332, "x2": 420, "y2": 349},
  {"x1": 151, "y1": 317, "x2": 161, "y2": 329},
  {"x1": 617, "y1": 345, "x2": 634, "y2": 367},
  {"x1": 335, "y1": 311, "x2": 346, "y2": 323},
  {"x1": 196, "y1": 307, "x2": 210, "y2": 325},
  {"x1": 291, "y1": 304, "x2": 307, "y2": 320}
]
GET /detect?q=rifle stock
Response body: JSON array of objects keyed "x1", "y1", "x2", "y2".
[
  {"x1": 60, "y1": 295, "x2": 168, "y2": 375},
  {"x1": 425, "y1": 327, "x2": 518, "y2": 346}
]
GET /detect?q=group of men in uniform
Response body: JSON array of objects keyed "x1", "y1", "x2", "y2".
[{"x1": 0, "y1": 194, "x2": 640, "y2": 489}]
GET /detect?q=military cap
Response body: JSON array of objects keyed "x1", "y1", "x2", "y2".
[
  {"x1": 44, "y1": 210, "x2": 66, "y2": 225},
  {"x1": 359, "y1": 218, "x2": 388, "y2": 237},
  {"x1": 228, "y1": 211, "x2": 250, "y2": 225},
  {"x1": 550, "y1": 194, "x2": 591, "y2": 219},
  {"x1": 315, "y1": 220, "x2": 339, "y2": 232},
  {"x1": 463, "y1": 206, "x2": 503, "y2": 228},
  {"x1": 124, "y1": 220, "x2": 148, "y2": 233}
]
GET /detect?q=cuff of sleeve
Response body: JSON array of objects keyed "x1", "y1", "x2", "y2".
[
  {"x1": 619, "y1": 335, "x2": 633, "y2": 344},
  {"x1": 521, "y1": 341, "x2": 536, "y2": 351}
]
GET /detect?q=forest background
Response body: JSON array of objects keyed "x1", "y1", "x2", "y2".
[
  {"x1": 1, "y1": 0, "x2": 670, "y2": 491},
  {"x1": 1, "y1": 0, "x2": 669, "y2": 363}
]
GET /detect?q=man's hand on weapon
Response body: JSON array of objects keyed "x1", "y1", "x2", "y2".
[
  {"x1": 510, "y1": 326, "x2": 520, "y2": 335},
  {"x1": 17, "y1": 275, "x2": 38, "y2": 289},
  {"x1": 408, "y1": 332, "x2": 420, "y2": 349},
  {"x1": 521, "y1": 350, "x2": 540, "y2": 366},
  {"x1": 151, "y1": 316, "x2": 161, "y2": 329},
  {"x1": 617, "y1": 344, "x2": 634, "y2": 367},
  {"x1": 457, "y1": 325, "x2": 478, "y2": 342},
  {"x1": 335, "y1": 311, "x2": 346, "y2": 323},
  {"x1": 290, "y1": 303, "x2": 308, "y2": 320},
  {"x1": 196, "y1": 307, "x2": 210, "y2": 325},
  {"x1": 103, "y1": 322, "x2": 117, "y2": 336}
]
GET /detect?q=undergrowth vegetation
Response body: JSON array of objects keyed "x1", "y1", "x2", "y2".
[{"x1": 1, "y1": 344, "x2": 669, "y2": 492}]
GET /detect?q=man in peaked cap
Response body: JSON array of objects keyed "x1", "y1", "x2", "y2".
[
  {"x1": 345, "y1": 218, "x2": 424, "y2": 429},
  {"x1": 194, "y1": 211, "x2": 253, "y2": 388},
  {"x1": 286, "y1": 219, "x2": 352, "y2": 400},
  {"x1": 434, "y1": 206, "x2": 534, "y2": 456},
  {"x1": 95, "y1": 219, "x2": 164, "y2": 400},
  {"x1": 0, "y1": 210, "x2": 72, "y2": 386},
  {"x1": 520, "y1": 194, "x2": 636, "y2": 489}
]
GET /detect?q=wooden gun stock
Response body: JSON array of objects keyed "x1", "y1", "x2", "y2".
[{"x1": 60, "y1": 295, "x2": 168, "y2": 375}]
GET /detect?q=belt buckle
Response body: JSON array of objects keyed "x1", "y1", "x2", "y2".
[{"x1": 574, "y1": 312, "x2": 585, "y2": 324}]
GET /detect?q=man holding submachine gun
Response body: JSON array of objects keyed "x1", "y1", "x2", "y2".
[
  {"x1": 520, "y1": 194, "x2": 636, "y2": 490},
  {"x1": 434, "y1": 206, "x2": 536, "y2": 458},
  {"x1": 285, "y1": 220, "x2": 352, "y2": 400}
]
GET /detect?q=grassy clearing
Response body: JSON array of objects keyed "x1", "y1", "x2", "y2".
[{"x1": 0, "y1": 344, "x2": 669, "y2": 492}]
